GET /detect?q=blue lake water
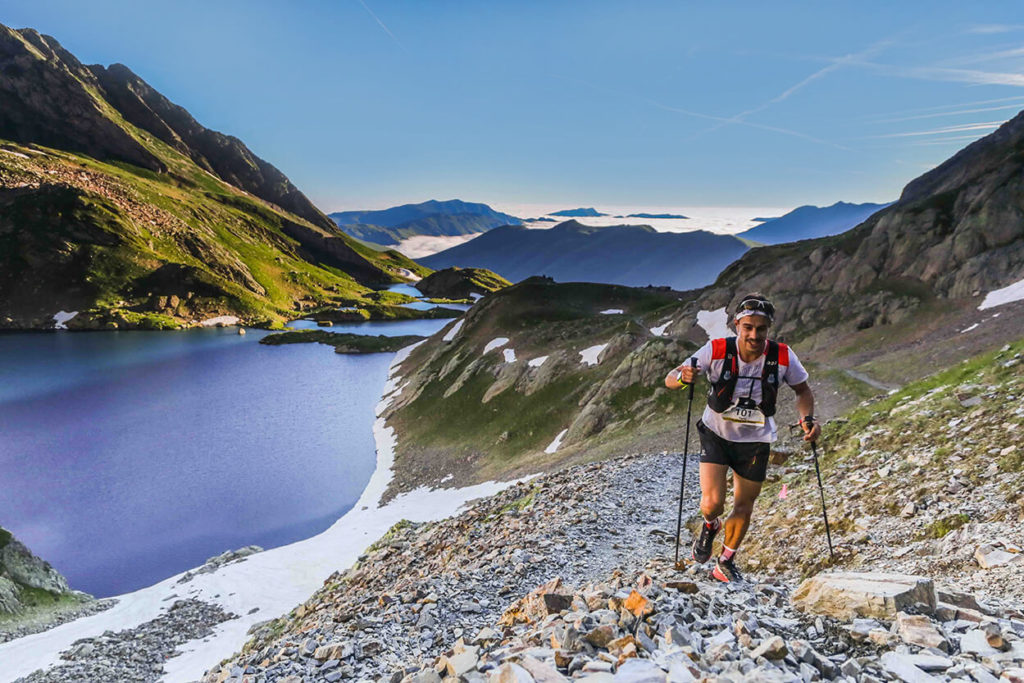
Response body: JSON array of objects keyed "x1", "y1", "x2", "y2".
[{"x1": 0, "y1": 317, "x2": 454, "y2": 598}]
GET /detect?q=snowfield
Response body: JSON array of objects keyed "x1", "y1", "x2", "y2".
[
  {"x1": 483, "y1": 337, "x2": 509, "y2": 353},
  {"x1": 650, "y1": 320, "x2": 673, "y2": 336},
  {"x1": 979, "y1": 276, "x2": 1024, "y2": 310},
  {"x1": 0, "y1": 341, "x2": 518, "y2": 683},
  {"x1": 442, "y1": 318, "x2": 464, "y2": 342},
  {"x1": 696, "y1": 308, "x2": 730, "y2": 339},
  {"x1": 52, "y1": 311, "x2": 78, "y2": 329},
  {"x1": 544, "y1": 428, "x2": 569, "y2": 454},
  {"x1": 579, "y1": 343, "x2": 607, "y2": 366}
]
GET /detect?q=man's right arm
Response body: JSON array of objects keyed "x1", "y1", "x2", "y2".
[{"x1": 664, "y1": 342, "x2": 710, "y2": 389}]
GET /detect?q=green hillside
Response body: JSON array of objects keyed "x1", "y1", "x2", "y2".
[{"x1": 0, "y1": 25, "x2": 430, "y2": 330}]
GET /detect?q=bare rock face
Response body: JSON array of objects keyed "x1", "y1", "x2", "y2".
[
  {"x1": 694, "y1": 109, "x2": 1024, "y2": 341},
  {"x1": 791, "y1": 572, "x2": 937, "y2": 620},
  {"x1": 0, "y1": 538, "x2": 70, "y2": 596}
]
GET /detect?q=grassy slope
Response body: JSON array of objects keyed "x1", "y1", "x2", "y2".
[
  {"x1": 0, "y1": 136, "x2": 431, "y2": 328},
  {"x1": 384, "y1": 279, "x2": 689, "y2": 494},
  {"x1": 742, "y1": 337, "x2": 1024, "y2": 578}
]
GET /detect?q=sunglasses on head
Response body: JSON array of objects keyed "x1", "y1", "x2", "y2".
[{"x1": 736, "y1": 298, "x2": 775, "y2": 318}]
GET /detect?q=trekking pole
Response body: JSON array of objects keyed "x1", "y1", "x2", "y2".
[
  {"x1": 806, "y1": 417, "x2": 835, "y2": 561},
  {"x1": 673, "y1": 358, "x2": 697, "y2": 567}
]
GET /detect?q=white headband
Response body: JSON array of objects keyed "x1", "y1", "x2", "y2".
[{"x1": 734, "y1": 310, "x2": 772, "y2": 323}]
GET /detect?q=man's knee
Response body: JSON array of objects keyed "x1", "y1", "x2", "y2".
[
  {"x1": 730, "y1": 498, "x2": 756, "y2": 519},
  {"x1": 701, "y1": 493, "x2": 725, "y2": 519}
]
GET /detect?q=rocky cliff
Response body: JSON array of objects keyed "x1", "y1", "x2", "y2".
[{"x1": 692, "y1": 110, "x2": 1024, "y2": 343}]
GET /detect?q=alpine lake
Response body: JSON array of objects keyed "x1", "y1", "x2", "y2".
[{"x1": 0, "y1": 289, "x2": 466, "y2": 598}]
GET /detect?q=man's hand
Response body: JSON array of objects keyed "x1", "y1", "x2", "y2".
[
  {"x1": 801, "y1": 416, "x2": 821, "y2": 443},
  {"x1": 664, "y1": 364, "x2": 698, "y2": 389}
]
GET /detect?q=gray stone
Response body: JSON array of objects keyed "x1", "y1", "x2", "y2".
[
  {"x1": 613, "y1": 658, "x2": 667, "y2": 682},
  {"x1": 897, "y1": 612, "x2": 949, "y2": 651},
  {"x1": 880, "y1": 652, "x2": 939, "y2": 682},
  {"x1": 791, "y1": 572, "x2": 937, "y2": 620},
  {"x1": 960, "y1": 629, "x2": 1001, "y2": 656}
]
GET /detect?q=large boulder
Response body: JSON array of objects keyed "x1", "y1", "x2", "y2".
[
  {"x1": 0, "y1": 536, "x2": 71, "y2": 595},
  {"x1": 791, "y1": 572, "x2": 936, "y2": 620}
]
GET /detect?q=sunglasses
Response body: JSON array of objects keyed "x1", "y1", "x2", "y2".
[{"x1": 735, "y1": 298, "x2": 775, "y2": 318}]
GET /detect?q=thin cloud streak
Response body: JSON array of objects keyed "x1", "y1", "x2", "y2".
[
  {"x1": 864, "y1": 95, "x2": 1024, "y2": 120},
  {"x1": 944, "y1": 46, "x2": 1024, "y2": 67},
  {"x1": 357, "y1": 0, "x2": 406, "y2": 52},
  {"x1": 687, "y1": 39, "x2": 893, "y2": 142},
  {"x1": 647, "y1": 99, "x2": 854, "y2": 151},
  {"x1": 868, "y1": 102, "x2": 1024, "y2": 124},
  {"x1": 843, "y1": 59, "x2": 1024, "y2": 88},
  {"x1": 868, "y1": 121, "x2": 1003, "y2": 139},
  {"x1": 967, "y1": 24, "x2": 1024, "y2": 35}
]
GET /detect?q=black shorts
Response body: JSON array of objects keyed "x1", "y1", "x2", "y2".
[{"x1": 696, "y1": 420, "x2": 770, "y2": 483}]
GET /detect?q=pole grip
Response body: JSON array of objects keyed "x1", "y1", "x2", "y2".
[{"x1": 687, "y1": 358, "x2": 697, "y2": 397}]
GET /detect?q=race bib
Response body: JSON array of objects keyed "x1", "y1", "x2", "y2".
[{"x1": 721, "y1": 397, "x2": 766, "y2": 426}]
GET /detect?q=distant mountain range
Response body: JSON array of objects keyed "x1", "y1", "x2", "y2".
[
  {"x1": 420, "y1": 220, "x2": 749, "y2": 291},
  {"x1": 329, "y1": 200, "x2": 522, "y2": 246},
  {"x1": 626, "y1": 212, "x2": 688, "y2": 219},
  {"x1": 736, "y1": 201, "x2": 891, "y2": 244},
  {"x1": 550, "y1": 208, "x2": 607, "y2": 217}
]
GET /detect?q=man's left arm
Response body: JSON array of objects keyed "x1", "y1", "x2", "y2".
[{"x1": 790, "y1": 381, "x2": 821, "y2": 442}]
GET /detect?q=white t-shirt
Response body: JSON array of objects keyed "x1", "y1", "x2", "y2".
[{"x1": 685, "y1": 339, "x2": 809, "y2": 443}]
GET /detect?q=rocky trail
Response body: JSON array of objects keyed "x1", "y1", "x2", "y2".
[{"x1": 198, "y1": 444, "x2": 1024, "y2": 683}]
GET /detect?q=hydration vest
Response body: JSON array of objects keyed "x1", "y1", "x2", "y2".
[{"x1": 706, "y1": 337, "x2": 788, "y2": 417}]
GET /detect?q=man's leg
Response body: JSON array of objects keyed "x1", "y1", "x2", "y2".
[
  {"x1": 699, "y1": 462, "x2": 728, "y2": 522},
  {"x1": 721, "y1": 472, "x2": 763, "y2": 552},
  {"x1": 692, "y1": 462, "x2": 728, "y2": 562}
]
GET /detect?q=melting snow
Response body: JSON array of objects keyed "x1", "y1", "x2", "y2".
[
  {"x1": 579, "y1": 343, "x2": 607, "y2": 366},
  {"x1": 200, "y1": 316, "x2": 239, "y2": 327},
  {"x1": 979, "y1": 276, "x2": 1024, "y2": 310},
  {"x1": 442, "y1": 319, "x2": 464, "y2": 342},
  {"x1": 503, "y1": 348, "x2": 517, "y2": 363},
  {"x1": 528, "y1": 356, "x2": 549, "y2": 368},
  {"x1": 600, "y1": 309, "x2": 624, "y2": 315},
  {"x1": 961, "y1": 323, "x2": 980, "y2": 333},
  {"x1": 52, "y1": 311, "x2": 78, "y2": 330},
  {"x1": 650, "y1": 320, "x2": 673, "y2": 336},
  {"x1": 483, "y1": 337, "x2": 510, "y2": 353},
  {"x1": 0, "y1": 338, "x2": 520, "y2": 683},
  {"x1": 544, "y1": 428, "x2": 569, "y2": 454},
  {"x1": 696, "y1": 308, "x2": 730, "y2": 339}
]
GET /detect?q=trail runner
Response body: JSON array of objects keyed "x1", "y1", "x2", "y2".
[{"x1": 664, "y1": 294, "x2": 821, "y2": 583}]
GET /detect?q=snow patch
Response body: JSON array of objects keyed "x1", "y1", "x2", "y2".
[
  {"x1": 544, "y1": 428, "x2": 569, "y2": 454},
  {"x1": 442, "y1": 318, "x2": 464, "y2": 342},
  {"x1": 1, "y1": 149, "x2": 30, "y2": 159},
  {"x1": 979, "y1": 276, "x2": 1024, "y2": 310},
  {"x1": 470, "y1": 293, "x2": 483, "y2": 301},
  {"x1": 650, "y1": 320, "x2": 673, "y2": 336},
  {"x1": 52, "y1": 311, "x2": 78, "y2": 330},
  {"x1": 483, "y1": 337, "x2": 509, "y2": 354},
  {"x1": 0, "y1": 338, "x2": 519, "y2": 683},
  {"x1": 199, "y1": 316, "x2": 240, "y2": 327},
  {"x1": 600, "y1": 309, "x2": 624, "y2": 315},
  {"x1": 696, "y1": 308, "x2": 730, "y2": 339},
  {"x1": 503, "y1": 348, "x2": 517, "y2": 363},
  {"x1": 961, "y1": 323, "x2": 980, "y2": 333},
  {"x1": 528, "y1": 355, "x2": 549, "y2": 368},
  {"x1": 579, "y1": 343, "x2": 607, "y2": 366},
  {"x1": 394, "y1": 267, "x2": 421, "y2": 282}
]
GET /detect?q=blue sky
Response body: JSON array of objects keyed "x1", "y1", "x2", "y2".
[{"x1": 3, "y1": 1, "x2": 1024, "y2": 212}]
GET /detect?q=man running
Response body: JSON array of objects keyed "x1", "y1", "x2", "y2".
[{"x1": 664, "y1": 293, "x2": 821, "y2": 583}]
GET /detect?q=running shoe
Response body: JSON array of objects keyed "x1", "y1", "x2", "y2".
[
  {"x1": 691, "y1": 520, "x2": 719, "y2": 563},
  {"x1": 711, "y1": 557, "x2": 745, "y2": 584}
]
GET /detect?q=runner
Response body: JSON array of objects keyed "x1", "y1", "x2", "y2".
[{"x1": 664, "y1": 293, "x2": 821, "y2": 583}]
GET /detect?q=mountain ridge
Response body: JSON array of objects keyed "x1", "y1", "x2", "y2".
[
  {"x1": 420, "y1": 220, "x2": 748, "y2": 291},
  {"x1": 0, "y1": 22, "x2": 429, "y2": 330}
]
